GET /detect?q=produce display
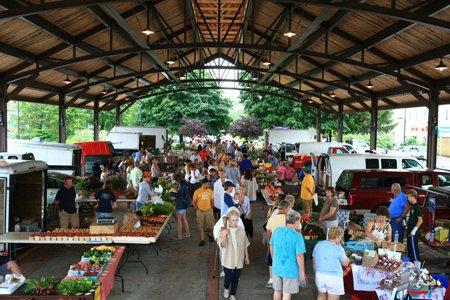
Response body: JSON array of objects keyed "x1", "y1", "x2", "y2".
[
  {"x1": 138, "y1": 202, "x2": 174, "y2": 217},
  {"x1": 57, "y1": 278, "x2": 96, "y2": 296},
  {"x1": 375, "y1": 255, "x2": 402, "y2": 271},
  {"x1": 30, "y1": 228, "x2": 113, "y2": 242},
  {"x1": 115, "y1": 223, "x2": 159, "y2": 238},
  {"x1": 23, "y1": 277, "x2": 58, "y2": 296},
  {"x1": 23, "y1": 246, "x2": 116, "y2": 297}
]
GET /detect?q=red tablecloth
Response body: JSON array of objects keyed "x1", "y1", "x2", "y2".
[{"x1": 97, "y1": 246, "x2": 125, "y2": 300}]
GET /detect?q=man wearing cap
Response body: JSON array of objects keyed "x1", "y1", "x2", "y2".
[
  {"x1": 193, "y1": 178, "x2": 215, "y2": 246},
  {"x1": 135, "y1": 172, "x2": 156, "y2": 211},
  {"x1": 221, "y1": 181, "x2": 239, "y2": 217},
  {"x1": 300, "y1": 165, "x2": 315, "y2": 218}
]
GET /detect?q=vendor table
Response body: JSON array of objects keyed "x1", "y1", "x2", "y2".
[{"x1": 345, "y1": 264, "x2": 448, "y2": 300}]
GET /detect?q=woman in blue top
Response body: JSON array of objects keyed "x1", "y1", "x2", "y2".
[{"x1": 312, "y1": 226, "x2": 350, "y2": 300}]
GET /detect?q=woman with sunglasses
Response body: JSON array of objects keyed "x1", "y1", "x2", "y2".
[{"x1": 365, "y1": 206, "x2": 392, "y2": 247}]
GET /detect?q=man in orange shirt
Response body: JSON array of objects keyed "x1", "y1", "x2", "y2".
[
  {"x1": 300, "y1": 165, "x2": 315, "y2": 218},
  {"x1": 193, "y1": 178, "x2": 215, "y2": 246}
]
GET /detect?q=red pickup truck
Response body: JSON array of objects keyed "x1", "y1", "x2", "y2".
[{"x1": 335, "y1": 169, "x2": 450, "y2": 214}]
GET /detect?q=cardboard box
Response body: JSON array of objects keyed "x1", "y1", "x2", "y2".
[
  {"x1": 348, "y1": 229, "x2": 365, "y2": 238},
  {"x1": 435, "y1": 227, "x2": 449, "y2": 242},
  {"x1": 89, "y1": 223, "x2": 118, "y2": 235},
  {"x1": 362, "y1": 250, "x2": 378, "y2": 268},
  {"x1": 381, "y1": 241, "x2": 406, "y2": 252}
]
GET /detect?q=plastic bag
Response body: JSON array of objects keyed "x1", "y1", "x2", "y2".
[{"x1": 313, "y1": 193, "x2": 319, "y2": 206}]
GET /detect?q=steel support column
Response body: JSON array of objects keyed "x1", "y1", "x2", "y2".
[
  {"x1": 93, "y1": 98, "x2": 99, "y2": 141},
  {"x1": 370, "y1": 98, "x2": 379, "y2": 150},
  {"x1": 337, "y1": 103, "x2": 344, "y2": 142},
  {"x1": 426, "y1": 90, "x2": 439, "y2": 169},
  {"x1": 316, "y1": 108, "x2": 321, "y2": 142},
  {"x1": 0, "y1": 85, "x2": 7, "y2": 152},
  {"x1": 115, "y1": 104, "x2": 122, "y2": 126},
  {"x1": 58, "y1": 93, "x2": 67, "y2": 143}
]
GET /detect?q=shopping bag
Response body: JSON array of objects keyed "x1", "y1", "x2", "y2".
[{"x1": 313, "y1": 193, "x2": 319, "y2": 206}]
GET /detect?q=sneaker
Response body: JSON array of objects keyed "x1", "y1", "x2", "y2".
[
  {"x1": 223, "y1": 288, "x2": 230, "y2": 299},
  {"x1": 265, "y1": 279, "x2": 273, "y2": 288},
  {"x1": 198, "y1": 240, "x2": 206, "y2": 247},
  {"x1": 229, "y1": 296, "x2": 236, "y2": 300},
  {"x1": 220, "y1": 271, "x2": 225, "y2": 277},
  {"x1": 208, "y1": 234, "x2": 214, "y2": 243},
  {"x1": 183, "y1": 234, "x2": 191, "y2": 238}
]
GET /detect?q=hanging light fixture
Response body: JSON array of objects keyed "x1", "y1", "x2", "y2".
[
  {"x1": 366, "y1": 79, "x2": 374, "y2": 89},
  {"x1": 251, "y1": 72, "x2": 258, "y2": 80},
  {"x1": 63, "y1": 74, "x2": 71, "y2": 85},
  {"x1": 435, "y1": 57, "x2": 447, "y2": 71},
  {"x1": 261, "y1": 57, "x2": 271, "y2": 67},
  {"x1": 330, "y1": 91, "x2": 336, "y2": 98},
  {"x1": 101, "y1": 87, "x2": 108, "y2": 95},
  {"x1": 166, "y1": 50, "x2": 175, "y2": 65},
  {"x1": 284, "y1": 9, "x2": 296, "y2": 38},
  {"x1": 142, "y1": 5, "x2": 154, "y2": 36}
]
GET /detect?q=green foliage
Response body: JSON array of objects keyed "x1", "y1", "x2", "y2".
[
  {"x1": 139, "y1": 202, "x2": 174, "y2": 216},
  {"x1": 24, "y1": 277, "x2": 58, "y2": 295},
  {"x1": 404, "y1": 136, "x2": 425, "y2": 146},
  {"x1": 240, "y1": 86, "x2": 395, "y2": 137},
  {"x1": 138, "y1": 84, "x2": 232, "y2": 135}
]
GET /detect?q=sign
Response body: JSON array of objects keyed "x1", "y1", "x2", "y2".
[{"x1": 352, "y1": 264, "x2": 390, "y2": 292}]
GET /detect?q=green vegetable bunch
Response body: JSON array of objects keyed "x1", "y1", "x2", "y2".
[
  {"x1": 139, "y1": 202, "x2": 174, "y2": 217},
  {"x1": 83, "y1": 249, "x2": 112, "y2": 265},
  {"x1": 24, "y1": 277, "x2": 58, "y2": 295},
  {"x1": 57, "y1": 278, "x2": 96, "y2": 296}
]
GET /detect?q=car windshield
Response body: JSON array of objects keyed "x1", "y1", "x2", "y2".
[
  {"x1": 336, "y1": 170, "x2": 353, "y2": 190},
  {"x1": 402, "y1": 159, "x2": 423, "y2": 169},
  {"x1": 85, "y1": 155, "x2": 111, "y2": 174},
  {"x1": 438, "y1": 174, "x2": 450, "y2": 187}
]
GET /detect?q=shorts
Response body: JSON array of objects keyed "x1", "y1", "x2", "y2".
[
  {"x1": 315, "y1": 273, "x2": 344, "y2": 296},
  {"x1": 175, "y1": 209, "x2": 187, "y2": 215},
  {"x1": 59, "y1": 210, "x2": 79, "y2": 229},
  {"x1": 213, "y1": 207, "x2": 221, "y2": 215},
  {"x1": 196, "y1": 209, "x2": 215, "y2": 232},
  {"x1": 272, "y1": 275, "x2": 299, "y2": 294}
]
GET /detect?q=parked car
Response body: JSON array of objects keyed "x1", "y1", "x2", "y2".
[
  {"x1": 410, "y1": 169, "x2": 450, "y2": 189},
  {"x1": 388, "y1": 145, "x2": 427, "y2": 160},
  {"x1": 335, "y1": 169, "x2": 414, "y2": 215},
  {"x1": 313, "y1": 153, "x2": 423, "y2": 191},
  {"x1": 297, "y1": 142, "x2": 353, "y2": 155}
]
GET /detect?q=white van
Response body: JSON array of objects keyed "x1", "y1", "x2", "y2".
[
  {"x1": 313, "y1": 153, "x2": 424, "y2": 190},
  {"x1": 297, "y1": 142, "x2": 355, "y2": 155}
]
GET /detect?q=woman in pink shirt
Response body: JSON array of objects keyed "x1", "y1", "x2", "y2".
[
  {"x1": 283, "y1": 162, "x2": 296, "y2": 182},
  {"x1": 276, "y1": 162, "x2": 286, "y2": 184}
]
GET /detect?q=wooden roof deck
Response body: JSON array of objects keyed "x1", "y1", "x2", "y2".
[{"x1": 0, "y1": 0, "x2": 448, "y2": 113}]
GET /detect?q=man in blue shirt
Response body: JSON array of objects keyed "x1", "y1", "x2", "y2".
[
  {"x1": 388, "y1": 183, "x2": 409, "y2": 243},
  {"x1": 239, "y1": 154, "x2": 253, "y2": 174},
  {"x1": 270, "y1": 210, "x2": 306, "y2": 300}
]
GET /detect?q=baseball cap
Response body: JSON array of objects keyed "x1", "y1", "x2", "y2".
[
  {"x1": 223, "y1": 181, "x2": 235, "y2": 189},
  {"x1": 143, "y1": 171, "x2": 152, "y2": 178}
]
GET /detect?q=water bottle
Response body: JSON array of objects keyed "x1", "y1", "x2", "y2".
[{"x1": 394, "y1": 230, "x2": 399, "y2": 243}]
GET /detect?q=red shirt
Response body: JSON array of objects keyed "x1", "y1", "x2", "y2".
[
  {"x1": 284, "y1": 166, "x2": 295, "y2": 180},
  {"x1": 198, "y1": 149, "x2": 209, "y2": 162}
]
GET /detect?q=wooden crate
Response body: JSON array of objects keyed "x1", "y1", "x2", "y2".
[{"x1": 89, "y1": 223, "x2": 118, "y2": 235}]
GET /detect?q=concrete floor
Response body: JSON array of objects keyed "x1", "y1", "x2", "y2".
[{"x1": 15, "y1": 199, "x2": 450, "y2": 300}]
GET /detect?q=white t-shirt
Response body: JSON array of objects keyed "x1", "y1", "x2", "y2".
[{"x1": 213, "y1": 178, "x2": 227, "y2": 210}]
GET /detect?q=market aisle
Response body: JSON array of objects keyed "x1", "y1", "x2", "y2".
[
  {"x1": 217, "y1": 199, "x2": 332, "y2": 300},
  {"x1": 108, "y1": 208, "x2": 213, "y2": 300}
]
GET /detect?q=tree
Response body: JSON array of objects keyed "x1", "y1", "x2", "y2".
[
  {"x1": 228, "y1": 116, "x2": 262, "y2": 138},
  {"x1": 240, "y1": 86, "x2": 395, "y2": 137},
  {"x1": 178, "y1": 118, "x2": 207, "y2": 137},
  {"x1": 138, "y1": 75, "x2": 232, "y2": 135}
]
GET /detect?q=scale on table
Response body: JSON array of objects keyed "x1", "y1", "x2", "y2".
[{"x1": 96, "y1": 217, "x2": 116, "y2": 225}]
